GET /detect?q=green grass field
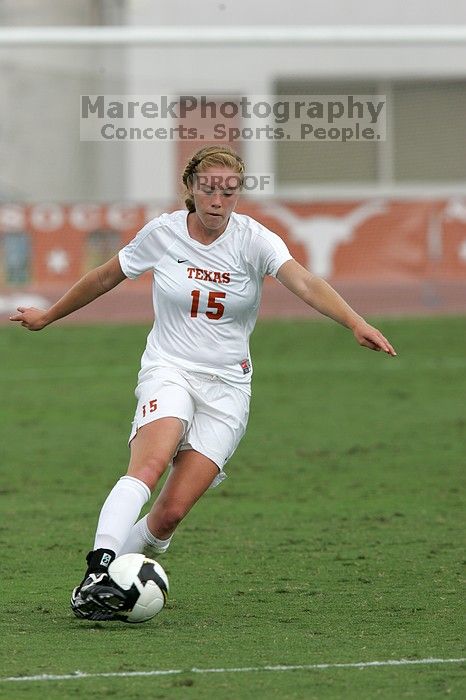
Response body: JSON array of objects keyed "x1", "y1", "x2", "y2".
[{"x1": 0, "y1": 316, "x2": 465, "y2": 699}]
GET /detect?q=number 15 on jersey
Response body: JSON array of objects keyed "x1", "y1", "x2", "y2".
[{"x1": 190, "y1": 290, "x2": 226, "y2": 320}]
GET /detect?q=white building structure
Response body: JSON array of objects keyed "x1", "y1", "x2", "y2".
[{"x1": 0, "y1": 0, "x2": 466, "y2": 203}]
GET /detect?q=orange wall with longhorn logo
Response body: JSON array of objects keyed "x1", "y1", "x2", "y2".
[{"x1": 0, "y1": 200, "x2": 465, "y2": 318}]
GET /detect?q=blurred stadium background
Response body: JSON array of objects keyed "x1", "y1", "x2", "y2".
[
  {"x1": 1, "y1": 5, "x2": 465, "y2": 696},
  {"x1": 0, "y1": 0, "x2": 466, "y2": 321}
]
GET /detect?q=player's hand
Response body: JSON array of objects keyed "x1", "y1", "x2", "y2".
[
  {"x1": 352, "y1": 321, "x2": 397, "y2": 356},
  {"x1": 9, "y1": 307, "x2": 50, "y2": 331}
]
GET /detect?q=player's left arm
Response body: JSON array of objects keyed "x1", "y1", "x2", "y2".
[{"x1": 277, "y1": 258, "x2": 397, "y2": 356}]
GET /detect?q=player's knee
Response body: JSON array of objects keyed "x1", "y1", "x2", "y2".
[
  {"x1": 155, "y1": 504, "x2": 185, "y2": 533},
  {"x1": 128, "y1": 454, "x2": 169, "y2": 491}
]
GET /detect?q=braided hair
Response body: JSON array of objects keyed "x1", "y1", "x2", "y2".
[{"x1": 182, "y1": 145, "x2": 245, "y2": 212}]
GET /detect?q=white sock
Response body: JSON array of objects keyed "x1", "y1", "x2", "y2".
[
  {"x1": 119, "y1": 514, "x2": 172, "y2": 556},
  {"x1": 93, "y1": 476, "x2": 151, "y2": 555}
]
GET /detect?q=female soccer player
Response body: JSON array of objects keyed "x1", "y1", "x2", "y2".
[{"x1": 10, "y1": 146, "x2": 396, "y2": 620}]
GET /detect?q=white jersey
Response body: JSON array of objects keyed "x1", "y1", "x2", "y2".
[{"x1": 118, "y1": 209, "x2": 292, "y2": 392}]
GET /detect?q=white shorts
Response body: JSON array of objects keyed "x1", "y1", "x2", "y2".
[{"x1": 128, "y1": 367, "x2": 250, "y2": 487}]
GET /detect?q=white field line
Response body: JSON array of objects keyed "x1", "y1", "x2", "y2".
[{"x1": 2, "y1": 657, "x2": 465, "y2": 683}]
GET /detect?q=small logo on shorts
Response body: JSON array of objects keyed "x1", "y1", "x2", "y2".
[{"x1": 240, "y1": 358, "x2": 251, "y2": 375}]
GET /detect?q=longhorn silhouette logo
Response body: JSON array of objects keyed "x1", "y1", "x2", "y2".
[{"x1": 267, "y1": 200, "x2": 388, "y2": 277}]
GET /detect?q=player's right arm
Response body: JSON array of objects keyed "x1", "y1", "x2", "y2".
[{"x1": 9, "y1": 255, "x2": 126, "y2": 331}]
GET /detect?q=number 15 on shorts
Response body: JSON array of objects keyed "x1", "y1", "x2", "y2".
[{"x1": 142, "y1": 399, "x2": 158, "y2": 417}]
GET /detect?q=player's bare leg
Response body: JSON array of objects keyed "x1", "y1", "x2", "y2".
[
  {"x1": 127, "y1": 417, "x2": 185, "y2": 490},
  {"x1": 119, "y1": 449, "x2": 219, "y2": 557},
  {"x1": 148, "y1": 449, "x2": 219, "y2": 538}
]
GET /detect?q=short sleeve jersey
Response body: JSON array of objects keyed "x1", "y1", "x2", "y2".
[{"x1": 118, "y1": 210, "x2": 292, "y2": 392}]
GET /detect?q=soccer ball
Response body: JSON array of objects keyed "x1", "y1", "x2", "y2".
[{"x1": 108, "y1": 553, "x2": 169, "y2": 623}]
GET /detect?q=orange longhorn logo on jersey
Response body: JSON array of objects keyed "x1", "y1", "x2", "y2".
[{"x1": 187, "y1": 267, "x2": 231, "y2": 284}]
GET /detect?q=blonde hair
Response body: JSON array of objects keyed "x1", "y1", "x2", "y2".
[{"x1": 182, "y1": 145, "x2": 245, "y2": 212}]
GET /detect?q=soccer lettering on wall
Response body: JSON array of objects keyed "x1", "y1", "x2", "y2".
[
  {"x1": 2, "y1": 202, "x2": 465, "y2": 320},
  {"x1": 1, "y1": 202, "x2": 465, "y2": 294},
  {"x1": 190, "y1": 290, "x2": 226, "y2": 319},
  {"x1": 142, "y1": 399, "x2": 158, "y2": 417}
]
